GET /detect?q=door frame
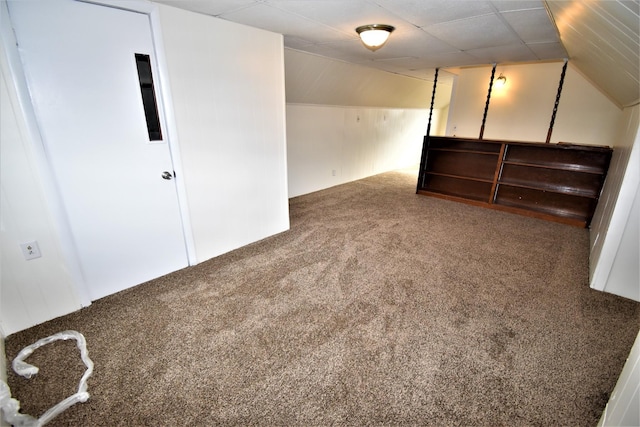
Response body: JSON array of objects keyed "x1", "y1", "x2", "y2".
[
  {"x1": 1, "y1": 0, "x2": 197, "y2": 305},
  {"x1": 86, "y1": 0, "x2": 197, "y2": 266}
]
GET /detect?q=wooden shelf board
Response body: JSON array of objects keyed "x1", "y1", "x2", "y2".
[
  {"x1": 417, "y1": 189, "x2": 490, "y2": 204},
  {"x1": 502, "y1": 160, "x2": 606, "y2": 175},
  {"x1": 497, "y1": 181, "x2": 599, "y2": 198},
  {"x1": 490, "y1": 203, "x2": 588, "y2": 227},
  {"x1": 431, "y1": 148, "x2": 500, "y2": 156},
  {"x1": 426, "y1": 172, "x2": 495, "y2": 184},
  {"x1": 416, "y1": 190, "x2": 587, "y2": 227},
  {"x1": 428, "y1": 137, "x2": 502, "y2": 154},
  {"x1": 494, "y1": 200, "x2": 589, "y2": 226}
]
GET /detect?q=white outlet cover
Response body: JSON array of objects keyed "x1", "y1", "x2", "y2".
[{"x1": 20, "y1": 241, "x2": 42, "y2": 260}]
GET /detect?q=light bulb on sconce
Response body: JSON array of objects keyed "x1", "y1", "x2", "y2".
[{"x1": 495, "y1": 73, "x2": 507, "y2": 88}]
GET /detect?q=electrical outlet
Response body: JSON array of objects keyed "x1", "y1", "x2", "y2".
[
  {"x1": 20, "y1": 241, "x2": 42, "y2": 260},
  {"x1": 332, "y1": 169, "x2": 336, "y2": 176}
]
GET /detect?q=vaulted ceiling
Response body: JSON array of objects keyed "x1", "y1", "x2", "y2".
[{"x1": 153, "y1": 0, "x2": 639, "y2": 108}]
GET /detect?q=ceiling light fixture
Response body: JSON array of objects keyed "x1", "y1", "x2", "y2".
[
  {"x1": 355, "y1": 24, "x2": 395, "y2": 51},
  {"x1": 495, "y1": 73, "x2": 507, "y2": 87}
]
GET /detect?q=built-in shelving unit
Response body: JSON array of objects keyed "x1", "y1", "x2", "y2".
[{"x1": 417, "y1": 136, "x2": 612, "y2": 227}]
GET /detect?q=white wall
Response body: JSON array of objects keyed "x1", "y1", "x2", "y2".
[
  {"x1": 447, "y1": 62, "x2": 623, "y2": 145},
  {"x1": 284, "y1": 49, "x2": 451, "y2": 110},
  {"x1": 1, "y1": 8, "x2": 83, "y2": 335},
  {"x1": 590, "y1": 104, "x2": 640, "y2": 302},
  {"x1": 284, "y1": 50, "x2": 452, "y2": 198},
  {"x1": 598, "y1": 330, "x2": 640, "y2": 427},
  {"x1": 287, "y1": 105, "x2": 433, "y2": 198},
  {"x1": 157, "y1": 4, "x2": 289, "y2": 264},
  {"x1": 603, "y1": 182, "x2": 639, "y2": 300},
  {"x1": 1, "y1": 1, "x2": 290, "y2": 334}
]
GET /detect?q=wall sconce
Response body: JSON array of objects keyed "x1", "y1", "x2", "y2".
[
  {"x1": 495, "y1": 73, "x2": 507, "y2": 88},
  {"x1": 355, "y1": 24, "x2": 395, "y2": 51}
]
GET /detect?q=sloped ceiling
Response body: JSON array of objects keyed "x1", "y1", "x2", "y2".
[
  {"x1": 153, "y1": 0, "x2": 639, "y2": 108},
  {"x1": 547, "y1": 1, "x2": 639, "y2": 107}
]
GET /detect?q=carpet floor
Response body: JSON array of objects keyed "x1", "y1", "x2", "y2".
[{"x1": 4, "y1": 169, "x2": 639, "y2": 426}]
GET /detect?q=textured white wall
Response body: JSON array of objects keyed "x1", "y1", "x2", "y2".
[
  {"x1": 1, "y1": 1, "x2": 290, "y2": 334},
  {"x1": 603, "y1": 182, "x2": 639, "y2": 301},
  {"x1": 287, "y1": 105, "x2": 434, "y2": 198},
  {"x1": 590, "y1": 104, "x2": 640, "y2": 301},
  {"x1": 158, "y1": 4, "x2": 289, "y2": 263},
  {"x1": 1, "y1": 19, "x2": 82, "y2": 335},
  {"x1": 284, "y1": 49, "x2": 451, "y2": 110},
  {"x1": 598, "y1": 330, "x2": 640, "y2": 427},
  {"x1": 284, "y1": 49, "x2": 452, "y2": 199},
  {"x1": 447, "y1": 62, "x2": 623, "y2": 145}
]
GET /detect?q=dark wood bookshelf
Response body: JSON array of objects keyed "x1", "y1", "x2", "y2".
[{"x1": 417, "y1": 136, "x2": 612, "y2": 227}]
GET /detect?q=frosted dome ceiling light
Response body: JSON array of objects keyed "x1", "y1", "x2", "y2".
[{"x1": 355, "y1": 24, "x2": 395, "y2": 51}]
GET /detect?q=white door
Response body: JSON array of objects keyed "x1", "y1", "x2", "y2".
[{"x1": 9, "y1": 0, "x2": 189, "y2": 300}]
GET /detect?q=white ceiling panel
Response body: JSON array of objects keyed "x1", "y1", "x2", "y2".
[
  {"x1": 502, "y1": 9, "x2": 560, "y2": 43},
  {"x1": 491, "y1": 1, "x2": 548, "y2": 12},
  {"x1": 282, "y1": 35, "x2": 316, "y2": 51},
  {"x1": 548, "y1": 0, "x2": 639, "y2": 106},
  {"x1": 152, "y1": 0, "x2": 639, "y2": 107},
  {"x1": 153, "y1": 0, "x2": 257, "y2": 16},
  {"x1": 526, "y1": 42, "x2": 569, "y2": 59},
  {"x1": 295, "y1": 41, "x2": 388, "y2": 63},
  {"x1": 406, "y1": 51, "x2": 485, "y2": 69},
  {"x1": 363, "y1": 51, "x2": 488, "y2": 73},
  {"x1": 268, "y1": 0, "x2": 394, "y2": 32},
  {"x1": 467, "y1": 43, "x2": 538, "y2": 64},
  {"x1": 369, "y1": 64, "x2": 440, "y2": 82},
  {"x1": 373, "y1": 0, "x2": 495, "y2": 27},
  {"x1": 425, "y1": 14, "x2": 521, "y2": 51},
  {"x1": 217, "y1": 2, "x2": 350, "y2": 43}
]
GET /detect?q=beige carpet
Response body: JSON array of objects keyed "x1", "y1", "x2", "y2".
[{"x1": 5, "y1": 169, "x2": 639, "y2": 426}]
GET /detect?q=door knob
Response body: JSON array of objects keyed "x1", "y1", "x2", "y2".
[{"x1": 161, "y1": 171, "x2": 173, "y2": 180}]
